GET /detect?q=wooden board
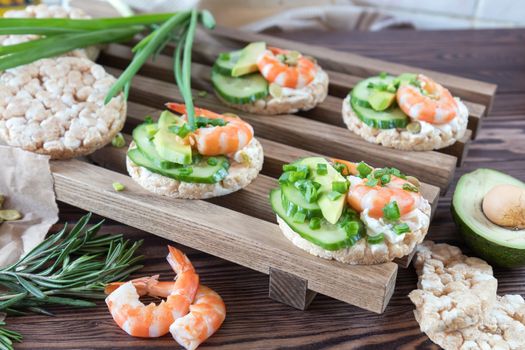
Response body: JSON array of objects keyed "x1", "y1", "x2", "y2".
[{"x1": 50, "y1": 25, "x2": 496, "y2": 313}]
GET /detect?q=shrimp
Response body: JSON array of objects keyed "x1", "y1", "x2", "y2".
[
  {"x1": 396, "y1": 74, "x2": 459, "y2": 124},
  {"x1": 166, "y1": 102, "x2": 254, "y2": 156},
  {"x1": 105, "y1": 246, "x2": 199, "y2": 338},
  {"x1": 256, "y1": 47, "x2": 317, "y2": 89},
  {"x1": 170, "y1": 285, "x2": 226, "y2": 350},
  {"x1": 336, "y1": 160, "x2": 422, "y2": 219}
]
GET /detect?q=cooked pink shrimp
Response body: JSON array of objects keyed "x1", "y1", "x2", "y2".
[
  {"x1": 166, "y1": 102, "x2": 254, "y2": 156},
  {"x1": 341, "y1": 162, "x2": 422, "y2": 219},
  {"x1": 170, "y1": 285, "x2": 226, "y2": 350},
  {"x1": 396, "y1": 74, "x2": 459, "y2": 124},
  {"x1": 105, "y1": 246, "x2": 199, "y2": 338},
  {"x1": 256, "y1": 47, "x2": 317, "y2": 89}
]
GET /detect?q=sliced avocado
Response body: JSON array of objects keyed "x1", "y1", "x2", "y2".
[
  {"x1": 368, "y1": 90, "x2": 396, "y2": 111},
  {"x1": 452, "y1": 168, "x2": 525, "y2": 268},
  {"x1": 158, "y1": 110, "x2": 182, "y2": 130},
  {"x1": 231, "y1": 41, "x2": 266, "y2": 77},
  {"x1": 153, "y1": 128, "x2": 192, "y2": 165},
  {"x1": 297, "y1": 157, "x2": 346, "y2": 224}
]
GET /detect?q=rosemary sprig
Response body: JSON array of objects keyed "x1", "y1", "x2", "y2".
[
  {"x1": 0, "y1": 322, "x2": 22, "y2": 350},
  {"x1": 0, "y1": 213, "x2": 143, "y2": 315}
]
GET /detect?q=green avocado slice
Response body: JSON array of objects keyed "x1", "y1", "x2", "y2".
[{"x1": 452, "y1": 168, "x2": 525, "y2": 268}]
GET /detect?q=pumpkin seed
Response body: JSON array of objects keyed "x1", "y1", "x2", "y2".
[{"x1": 0, "y1": 210, "x2": 22, "y2": 221}]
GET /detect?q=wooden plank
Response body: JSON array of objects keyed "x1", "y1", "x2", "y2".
[
  {"x1": 269, "y1": 268, "x2": 317, "y2": 310},
  {"x1": 205, "y1": 27, "x2": 498, "y2": 111},
  {"x1": 104, "y1": 66, "x2": 456, "y2": 192},
  {"x1": 100, "y1": 44, "x2": 485, "y2": 139},
  {"x1": 121, "y1": 101, "x2": 441, "y2": 212},
  {"x1": 51, "y1": 159, "x2": 398, "y2": 313}
]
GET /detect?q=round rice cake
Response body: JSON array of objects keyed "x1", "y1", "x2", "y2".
[
  {"x1": 0, "y1": 4, "x2": 100, "y2": 61},
  {"x1": 217, "y1": 66, "x2": 328, "y2": 115},
  {"x1": 126, "y1": 138, "x2": 264, "y2": 199},
  {"x1": 277, "y1": 197, "x2": 431, "y2": 265},
  {"x1": 409, "y1": 241, "x2": 525, "y2": 350},
  {"x1": 0, "y1": 57, "x2": 127, "y2": 159},
  {"x1": 342, "y1": 95, "x2": 469, "y2": 151}
]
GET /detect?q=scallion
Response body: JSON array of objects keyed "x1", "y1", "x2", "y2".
[
  {"x1": 327, "y1": 191, "x2": 342, "y2": 201},
  {"x1": 332, "y1": 181, "x2": 349, "y2": 194},
  {"x1": 393, "y1": 223, "x2": 410, "y2": 235},
  {"x1": 293, "y1": 212, "x2": 306, "y2": 224},
  {"x1": 402, "y1": 183, "x2": 419, "y2": 193},
  {"x1": 367, "y1": 233, "x2": 385, "y2": 244},
  {"x1": 357, "y1": 161, "x2": 372, "y2": 178},
  {"x1": 207, "y1": 157, "x2": 218, "y2": 166},
  {"x1": 383, "y1": 201, "x2": 400, "y2": 221},
  {"x1": 316, "y1": 163, "x2": 327, "y2": 175},
  {"x1": 309, "y1": 217, "x2": 321, "y2": 230}
]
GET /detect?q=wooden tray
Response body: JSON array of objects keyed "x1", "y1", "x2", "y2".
[{"x1": 52, "y1": 26, "x2": 496, "y2": 314}]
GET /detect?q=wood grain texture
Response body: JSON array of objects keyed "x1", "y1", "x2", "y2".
[
  {"x1": 269, "y1": 268, "x2": 317, "y2": 310},
  {"x1": 6, "y1": 22, "x2": 523, "y2": 350}
]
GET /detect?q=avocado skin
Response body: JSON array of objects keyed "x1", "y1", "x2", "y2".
[{"x1": 452, "y1": 203, "x2": 525, "y2": 268}]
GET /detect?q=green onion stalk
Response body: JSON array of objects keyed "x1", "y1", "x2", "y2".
[
  {"x1": 0, "y1": 213, "x2": 144, "y2": 350},
  {"x1": 0, "y1": 10, "x2": 216, "y2": 130}
]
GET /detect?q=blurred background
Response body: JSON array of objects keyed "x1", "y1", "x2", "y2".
[{"x1": 2, "y1": 0, "x2": 523, "y2": 31}]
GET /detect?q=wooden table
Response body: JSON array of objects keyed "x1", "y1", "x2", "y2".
[{"x1": 10, "y1": 28, "x2": 525, "y2": 349}]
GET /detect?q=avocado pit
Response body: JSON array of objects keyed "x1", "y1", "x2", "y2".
[{"x1": 482, "y1": 184, "x2": 525, "y2": 230}]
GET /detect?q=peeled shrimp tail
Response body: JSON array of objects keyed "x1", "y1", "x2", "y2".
[
  {"x1": 169, "y1": 285, "x2": 226, "y2": 350},
  {"x1": 104, "y1": 275, "x2": 160, "y2": 295}
]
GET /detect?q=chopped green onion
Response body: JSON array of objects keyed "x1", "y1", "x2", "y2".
[
  {"x1": 332, "y1": 181, "x2": 349, "y2": 194},
  {"x1": 111, "y1": 133, "x2": 126, "y2": 148},
  {"x1": 207, "y1": 157, "x2": 218, "y2": 166},
  {"x1": 312, "y1": 181, "x2": 321, "y2": 190},
  {"x1": 327, "y1": 191, "x2": 342, "y2": 201},
  {"x1": 195, "y1": 116, "x2": 227, "y2": 128},
  {"x1": 112, "y1": 182, "x2": 125, "y2": 192},
  {"x1": 177, "y1": 167, "x2": 193, "y2": 175},
  {"x1": 402, "y1": 183, "x2": 419, "y2": 193},
  {"x1": 373, "y1": 169, "x2": 386, "y2": 178},
  {"x1": 283, "y1": 164, "x2": 297, "y2": 172},
  {"x1": 294, "y1": 180, "x2": 318, "y2": 203},
  {"x1": 379, "y1": 72, "x2": 388, "y2": 79},
  {"x1": 342, "y1": 221, "x2": 360, "y2": 237},
  {"x1": 293, "y1": 212, "x2": 306, "y2": 224},
  {"x1": 316, "y1": 163, "x2": 328, "y2": 175},
  {"x1": 278, "y1": 172, "x2": 292, "y2": 184},
  {"x1": 383, "y1": 201, "x2": 400, "y2": 221},
  {"x1": 169, "y1": 123, "x2": 192, "y2": 138},
  {"x1": 333, "y1": 162, "x2": 347, "y2": 175},
  {"x1": 367, "y1": 233, "x2": 385, "y2": 244},
  {"x1": 309, "y1": 217, "x2": 321, "y2": 230},
  {"x1": 380, "y1": 174, "x2": 391, "y2": 185},
  {"x1": 357, "y1": 161, "x2": 373, "y2": 178},
  {"x1": 393, "y1": 223, "x2": 410, "y2": 235},
  {"x1": 144, "y1": 116, "x2": 154, "y2": 124},
  {"x1": 365, "y1": 176, "x2": 378, "y2": 187},
  {"x1": 389, "y1": 167, "x2": 406, "y2": 179}
]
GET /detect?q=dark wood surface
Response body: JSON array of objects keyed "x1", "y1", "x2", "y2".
[{"x1": 9, "y1": 28, "x2": 525, "y2": 350}]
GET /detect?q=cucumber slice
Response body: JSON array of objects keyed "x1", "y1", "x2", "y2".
[
  {"x1": 214, "y1": 50, "x2": 242, "y2": 76},
  {"x1": 351, "y1": 75, "x2": 396, "y2": 108},
  {"x1": 211, "y1": 67, "x2": 268, "y2": 105},
  {"x1": 281, "y1": 183, "x2": 323, "y2": 219},
  {"x1": 350, "y1": 98, "x2": 409, "y2": 129},
  {"x1": 271, "y1": 189, "x2": 361, "y2": 251},
  {"x1": 128, "y1": 147, "x2": 230, "y2": 184}
]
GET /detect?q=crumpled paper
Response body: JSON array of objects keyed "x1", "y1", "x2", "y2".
[{"x1": 0, "y1": 146, "x2": 58, "y2": 267}]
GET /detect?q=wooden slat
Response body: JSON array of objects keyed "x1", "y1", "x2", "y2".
[
  {"x1": 118, "y1": 101, "x2": 441, "y2": 215},
  {"x1": 51, "y1": 159, "x2": 398, "y2": 313},
  {"x1": 104, "y1": 66, "x2": 456, "y2": 192},
  {"x1": 100, "y1": 43, "x2": 485, "y2": 139},
  {"x1": 206, "y1": 26, "x2": 498, "y2": 112}
]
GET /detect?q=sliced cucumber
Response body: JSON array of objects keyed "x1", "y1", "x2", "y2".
[
  {"x1": 271, "y1": 189, "x2": 360, "y2": 251},
  {"x1": 350, "y1": 97, "x2": 409, "y2": 129},
  {"x1": 128, "y1": 148, "x2": 230, "y2": 184},
  {"x1": 211, "y1": 67, "x2": 268, "y2": 105},
  {"x1": 214, "y1": 50, "x2": 242, "y2": 76},
  {"x1": 281, "y1": 183, "x2": 323, "y2": 219},
  {"x1": 351, "y1": 75, "x2": 396, "y2": 108}
]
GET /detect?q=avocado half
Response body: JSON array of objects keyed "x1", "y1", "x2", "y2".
[{"x1": 452, "y1": 168, "x2": 525, "y2": 268}]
